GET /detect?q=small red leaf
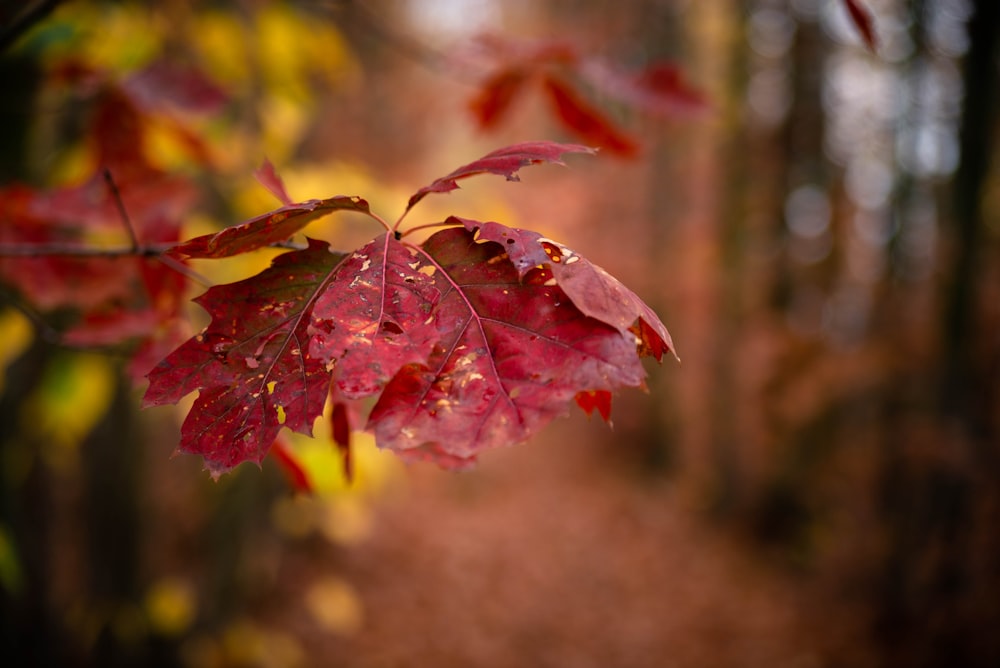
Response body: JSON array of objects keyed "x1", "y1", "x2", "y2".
[
  {"x1": 575, "y1": 390, "x2": 613, "y2": 422},
  {"x1": 271, "y1": 436, "x2": 313, "y2": 493},
  {"x1": 331, "y1": 400, "x2": 353, "y2": 483},
  {"x1": 469, "y1": 68, "x2": 532, "y2": 129},
  {"x1": 542, "y1": 76, "x2": 639, "y2": 157},
  {"x1": 255, "y1": 158, "x2": 294, "y2": 206},
  {"x1": 405, "y1": 140, "x2": 595, "y2": 213},
  {"x1": 171, "y1": 196, "x2": 370, "y2": 259},
  {"x1": 842, "y1": 0, "x2": 878, "y2": 51}
]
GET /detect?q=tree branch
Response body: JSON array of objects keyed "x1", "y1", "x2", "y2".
[
  {"x1": 0, "y1": 0, "x2": 65, "y2": 53},
  {"x1": 0, "y1": 243, "x2": 176, "y2": 257}
]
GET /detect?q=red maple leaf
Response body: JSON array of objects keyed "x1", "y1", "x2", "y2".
[
  {"x1": 542, "y1": 75, "x2": 639, "y2": 157},
  {"x1": 465, "y1": 35, "x2": 707, "y2": 157},
  {"x1": 171, "y1": 195, "x2": 371, "y2": 259},
  {"x1": 144, "y1": 239, "x2": 348, "y2": 477},
  {"x1": 469, "y1": 68, "x2": 532, "y2": 130},
  {"x1": 404, "y1": 141, "x2": 595, "y2": 214},
  {"x1": 145, "y1": 141, "x2": 675, "y2": 475}
]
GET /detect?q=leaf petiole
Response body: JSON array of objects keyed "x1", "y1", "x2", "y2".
[{"x1": 396, "y1": 220, "x2": 462, "y2": 240}]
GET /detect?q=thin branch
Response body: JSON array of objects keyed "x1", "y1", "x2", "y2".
[
  {"x1": 0, "y1": 242, "x2": 177, "y2": 257},
  {"x1": 0, "y1": 286, "x2": 67, "y2": 346},
  {"x1": 0, "y1": 0, "x2": 65, "y2": 53},
  {"x1": 103, "y1": 168, "x2": 140, "y2": 252}
]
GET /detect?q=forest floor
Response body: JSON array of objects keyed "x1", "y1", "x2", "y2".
[{"x1": 263, "y1": 414, "x2": 876, "y2": 668}]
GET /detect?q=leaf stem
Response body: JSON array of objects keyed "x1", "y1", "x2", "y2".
[
  {"x1": 397, "y1": 219, "x2": 462, "y2": 240},
  {"x1": 368, "y1": 210, "x2": 393, "y2": 233},
  {"x1": 392, "y1": 208, "x2": 411, "y2": 233}
]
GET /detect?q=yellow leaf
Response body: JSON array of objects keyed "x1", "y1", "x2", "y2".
[
  {"x1": 144, "y1": 577, "x2": 197, "y2": 636},
  {"x1": 0, "y1": 311, "x2": 33, "y2": 393},
  {"x1": 319, "y1": 496, "x2": 373, "y2": 546},
  {"x1": 22, "y1": 353, "x2": 116, "y2": 472},
  {"x1": 191, "y1": 10, "x2": 250, "y2": 85},
  {"x1": 305, "y1": 577, "x2": 364, "y2": 635}
]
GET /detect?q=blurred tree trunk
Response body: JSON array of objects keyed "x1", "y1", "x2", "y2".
[
  {"x1": 0, "y1": 340, "x2": 72, "y2": 666},
  {"x1": 942, "y1": 0, "x2": 999, "y2": 437},
  {"x1": 874, "y1": 2, "x2": 1000, "y2": 666},
  {"x1": 706, "y1": 0, "x2": 750, "y2": 514}
]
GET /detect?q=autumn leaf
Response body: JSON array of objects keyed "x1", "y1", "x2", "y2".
[
  {"x1": 404, "y1": 141, "x2": 596, "y2": 214},
  {"x1": 330, "y1": 400, "x2": 353, "y2": 481},
  {"x1": 542, "y1": 75, "x2": 639, "y2": 157},
  {"x1": 271, "y1": 435, "x2": 313, "y2": 493},
  {"x1": 452, "y1": 216, "x2": 675, "y2": 361},
  {"x1": 469, "y1": 68, "x2": 532, "y2": 129},
  {"x1": 365, "y1": 226, "x2": 652, "y2": 464},
  {"x1": 143, "y1": 142, "x2": 673, "y2": 475},
  {"x1": 254, "y1": 158, "x2": 295, "y2": 206},
  {"x1": 171, "y1": 195, "x2": 370, "y2": 259},
  {"x1": 143, "y1": 239, "x2": 348, "y2": 477},
  {"x1": 465, "y1": 35, "x2": 706, "y2": 157},
  {"x1": 147, "y1": 224, "x2": 667, "y2": 473}
]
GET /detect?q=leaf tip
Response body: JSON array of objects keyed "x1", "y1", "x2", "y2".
[{"x1": 255, "y1": 158, "x2": 294, "y2": 206}]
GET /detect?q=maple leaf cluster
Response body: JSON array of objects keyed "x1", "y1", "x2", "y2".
[
  {"x1": 142, "y1": 142, "x2": 675, "y2": 476},
  {"x1": 0, "y1": 49, "x2": 676, "y2": 478},
  {"x1": 466, "y1": 35, "x2": 709, "y2": 157}
]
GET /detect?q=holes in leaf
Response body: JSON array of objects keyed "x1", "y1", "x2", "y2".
[
  {"x1": 541, "y1": 241, "x2": 564, "y2": 263},
  {"x1": 381, "y1": 321, "x2": 404, "y2": 336},
  {"x1": 524, "y1": 266, "x2": 556, "y2": 286}
]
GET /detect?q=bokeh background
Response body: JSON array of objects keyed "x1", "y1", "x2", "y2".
[{"x1": 1, "y1": 1, "x2": 998, "y2": 666}]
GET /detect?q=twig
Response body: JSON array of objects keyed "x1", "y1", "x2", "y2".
[
  {"x1": 0, "y1": 0, "x2": 65, "y2": 53},
  {"x1": 103, "y1": 168, "x2": 140, "y2": 252},
  {"x1": 0, "y1": 243, "x2": 177, "y2": 257}
]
